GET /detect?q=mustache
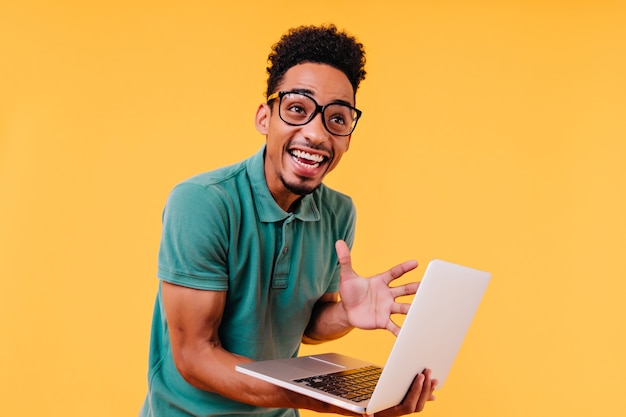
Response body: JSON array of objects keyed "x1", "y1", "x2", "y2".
[{"x1": 289, "y1": 139, "x2": 333, "y2": 158}]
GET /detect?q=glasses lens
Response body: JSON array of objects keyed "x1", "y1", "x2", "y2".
[
  {"x1": 278, "y1": 92, "x2": 359, "y2": 136},
  {"x1": 279, "y1": 93, "x2": 317, "y2": 125},
  {"x1": 323, "y1": 104, "x2": 358, "y2": 136}
]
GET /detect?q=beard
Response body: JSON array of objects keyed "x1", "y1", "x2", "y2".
[{"x1": 280, "y1": 175, "x2": 321, "y2": 196}]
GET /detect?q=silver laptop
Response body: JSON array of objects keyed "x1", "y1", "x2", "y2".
[{"x1": 236, "y1": 259, "x2": 491, "y2": 415}]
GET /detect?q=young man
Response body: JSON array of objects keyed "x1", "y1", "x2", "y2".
[{"x1": 140, "y1": 25, "x2": 436, "y2": 417}]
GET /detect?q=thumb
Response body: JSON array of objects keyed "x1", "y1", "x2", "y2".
[
  {"x1": 335, "y1": 240, "x2": 360, "y2": 286},
  {"x1": 334, "y1": 240, "x2": 352, "y2": 272}
]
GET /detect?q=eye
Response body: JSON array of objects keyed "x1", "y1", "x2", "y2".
[
  {"x1": 326, "y1": 104, "x2": 354, "y2": 127},
  {"x1": 286, "y1": 103, "x2": 307, "y2": 115},
  {"x1": 328, "y1": 114, "x2": 346, "y2": 126},
  {"x1": 281, "y1": 94, "x2": 314, "y2": 122}
]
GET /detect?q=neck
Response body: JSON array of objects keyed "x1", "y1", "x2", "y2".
[{"x1": 271, "y1": 190, "x2": 302, "y2": 213}]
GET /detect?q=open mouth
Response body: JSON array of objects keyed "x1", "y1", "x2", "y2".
[{"x1": 289, "y1": 149, "x2": 328, "y2": 169}]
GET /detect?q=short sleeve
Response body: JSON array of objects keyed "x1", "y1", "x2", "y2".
[{"x1": 157, "y1": 183, "x2": 230, "y2": 290}]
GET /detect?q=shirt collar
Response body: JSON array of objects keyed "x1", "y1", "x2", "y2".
[{"x1": 247, "y1": 145, "x2": 320, "y2": 223}]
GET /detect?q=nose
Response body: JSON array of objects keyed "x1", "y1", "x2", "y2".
[{"x1": 300, "y1": 112, "x2": 330, "y2": 145}]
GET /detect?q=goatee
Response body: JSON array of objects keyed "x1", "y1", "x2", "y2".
[{"x1": 280, "y1": 176, "x2": 320, "y2": 196}]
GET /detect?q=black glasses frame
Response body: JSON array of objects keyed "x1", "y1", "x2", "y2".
[{"x1": 267, "y1": 91, "x2": 362, "y2": 137}]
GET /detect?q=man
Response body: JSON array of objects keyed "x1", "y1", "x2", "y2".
[{"x1": 141, "y1": 25, "x2": 436, "y2": 417}]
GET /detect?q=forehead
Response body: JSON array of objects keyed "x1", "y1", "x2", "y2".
[{"x1": 277, "y1": 63, "x2": 355, "y2": 104}]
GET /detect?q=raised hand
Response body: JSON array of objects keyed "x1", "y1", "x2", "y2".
[{"x1": 335, "y1": 240, "x2": 420, "y2": 336}]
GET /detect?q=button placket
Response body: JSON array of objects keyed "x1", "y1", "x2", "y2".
[{"x1": 271, "y1": 215, "x2": 293, "y2": 289}]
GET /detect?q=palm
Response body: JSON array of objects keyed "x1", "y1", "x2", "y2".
[{"x1": 335, "y1": 240, "x2": 420, "y2": 336}]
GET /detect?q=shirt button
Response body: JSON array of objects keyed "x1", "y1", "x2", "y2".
[{"x1": 283, "y1": 247, "x2": 289, "y2": 254}]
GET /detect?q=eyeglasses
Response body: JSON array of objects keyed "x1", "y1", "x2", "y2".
[{"x1": 267, "y1": 91, "x2": 362, "y2": 137}]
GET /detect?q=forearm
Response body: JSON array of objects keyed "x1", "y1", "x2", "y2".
[
  {"x1": 303, "y1": 297, "x2": 354, "y2": 344},
  {"x1": 162, "y1": 282, "x2": 357, "y2": 413},
  {"x1": 173, "y1": 340, "x2": 292, "y2": 407},
  {"x1": 174, "y1": 342, "x2": 354, "y2": 414},
  {"x1": 163, "y1": 282, "x2": 313, "y2": 410}
]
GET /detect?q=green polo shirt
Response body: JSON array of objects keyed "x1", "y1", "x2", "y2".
[{"x1": 141, "y1": 145, "x2": 356, "y2": 417}]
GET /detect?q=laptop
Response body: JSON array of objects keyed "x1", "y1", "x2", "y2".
[{"x1": 236, "y1": 259, "x2": 491, "y2": 415}]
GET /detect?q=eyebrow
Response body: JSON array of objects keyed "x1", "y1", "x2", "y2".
[
  {"x1": 286, "y1": 88, "x2": 355, "y2": 108},
  {"x1": 288, "y1": 88, "x2": 315, "y2": 96}
]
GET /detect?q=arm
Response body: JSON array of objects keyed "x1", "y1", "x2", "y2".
[
  {"x1": 161, "y1": 281, "x2": 360, "y2": 415},
  {"x1": 163, "y1": 281, "x2": 294, "y2": 407},
  {"x1": 302, "y1": 240, "x2": 438, "y2": 416},
  {"x1": 304, "y1": 240, "x2": 420, "y2": 342},
  {"x1": 302, "y1": 291, "x2": 350, "y2": 344}
]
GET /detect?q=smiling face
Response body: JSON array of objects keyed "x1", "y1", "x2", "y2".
[{"x1": 255, "y1": 63, "x2": 355, "y2": 211}]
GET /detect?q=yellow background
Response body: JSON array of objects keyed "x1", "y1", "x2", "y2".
[{"x1": 1, "y1": 1, "x2": 625, "y2": 416}]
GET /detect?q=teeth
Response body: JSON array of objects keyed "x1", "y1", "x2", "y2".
[
  {"x1": 290, "y1": 149, "x2": 326, "y2": 169},
  {"x1": 291, "y1": 149, "x2": 325, "y2": 163}
]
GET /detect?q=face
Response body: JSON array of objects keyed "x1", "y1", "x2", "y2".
[{"x1": 255, "y1": 63, "x2": 354, "y2": 211}]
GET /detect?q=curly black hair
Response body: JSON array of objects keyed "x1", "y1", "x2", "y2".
[{"x1": 265, "y1": 24, "x2": 366, "y2": 99}]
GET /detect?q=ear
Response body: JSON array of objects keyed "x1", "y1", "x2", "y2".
[{"x1": 255, "y1": 103, "x2": 271, "y2": 134}]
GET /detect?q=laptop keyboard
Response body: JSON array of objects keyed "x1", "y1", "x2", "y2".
[{"x1": 293, "y1": 365, "x2": 382, "y2": 403}]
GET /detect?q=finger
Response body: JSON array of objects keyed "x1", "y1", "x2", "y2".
[
  {"x1": 384, "y1": 259, "x2": 418, "y2": 284},
  {"x1": 390, "y1": 301, "x2": 412, "y2": 315},
  {"x1": 386, "y1": 319, "x2": 401, "y2": 337},
  {"x1": 429, "y1": 378, "x2": 439, "y2": 401},
  {"x1": 415, "y1": 369, "x2": 433, "y2": 412},
  {"x1": 374, "y1": 372, "x2": 425, "y2": 417},
  {"x1": 389, "y1": 282, "x2": 419, "y2": 299},
  {"x1": 335, "y1": 240, "x2": 353, "y2": 272},
  {"x1": 405, "y1": 372, "x2": 426, "y2": 409}
]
